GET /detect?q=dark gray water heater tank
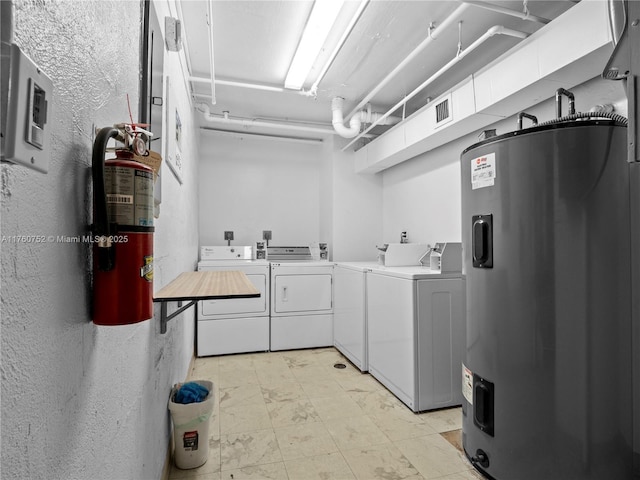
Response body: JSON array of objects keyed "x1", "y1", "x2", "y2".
[{"x1": 461, "y1": 118, "x2": 633, "y2": 479}]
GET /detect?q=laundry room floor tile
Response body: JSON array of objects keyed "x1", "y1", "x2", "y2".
[
  {"x1": 284, "y1": 451, "x2": 356, "y2": 480},
  {"x1": 395, "y1": 433, "x2": 469, "y2": 479},
  {"x1": 274, "y1": 421, "x2": 338, "y2": 460},
  {"x1": 419, "y1": 407, "x2": 463, "y2": 433},
  {"x1": 220, "y1": 429, "x2": 282, "y2": 471},
  {"x1": 220, "y1": 402, "x2": 272, "y2": 435},
  {"x1": 266, "y1": 398, "x2": 321, "y2": 428},
  {"x1": 341, "y1": 443, "x2": 424, "y2": 480},
  {"x1": 261, "y1": 382, "x2": 307, "y2": 403},
  {"x1": 169, "y1": 348, "x2": 475, "y2": 480}
]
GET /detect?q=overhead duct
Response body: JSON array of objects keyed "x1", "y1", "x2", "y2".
[
  {"x1": 344, "y1": 3, "x2": 471, "y2": 122},
  {"x1": 197, "y1": 103, "x2": 335, "y2": 135},
  {"x1": 331, "y1": 97, "x2": 401, "y2": 138},
  {"x1": 342, "y1": 25, "x2": 529, "y2": 150}
]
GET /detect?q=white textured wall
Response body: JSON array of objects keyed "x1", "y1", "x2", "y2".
[
  {"x1": 198, "y1": 132, "x2": 323, "y2": 248},
  {"x1": 1, "y1": 1, "x2": 199, "y2": 479},
  {"x1": 329, "y1": 137, "x2": 383, "y2": 261}
]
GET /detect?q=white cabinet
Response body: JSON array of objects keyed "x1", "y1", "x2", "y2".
[{"x1": 366, "y1": 267, "x2": 465, "y2": 412}]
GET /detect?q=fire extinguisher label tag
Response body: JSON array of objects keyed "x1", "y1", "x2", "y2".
[
  {"x1": 104, "y1": 166, "x2": 154, "y2": 227},
  {"x1": 183, "y1": 431, "x2": 199, "y2": 451},
  {"x1": 140, "y1": 255, "x2": 153, "y2": 282}
]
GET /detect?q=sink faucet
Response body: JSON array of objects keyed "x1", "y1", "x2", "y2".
[{"x1": 400, "y1": 231, "x2": 407, "y2": 243}]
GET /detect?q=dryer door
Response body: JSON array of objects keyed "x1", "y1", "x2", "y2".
[{"x1": 273, "y1": 274, "x2": 332, "y2": 314}]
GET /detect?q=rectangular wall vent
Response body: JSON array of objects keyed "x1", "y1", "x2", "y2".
[{"x1": 435, "y1": 94, "x2": 453, "y2": 127}]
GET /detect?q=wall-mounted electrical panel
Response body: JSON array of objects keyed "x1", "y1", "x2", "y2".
[{"x1": 3, "y1": 44, "x2": 53, "y2": 173}]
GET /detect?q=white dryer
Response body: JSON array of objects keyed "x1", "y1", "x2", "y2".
[
  {"x1": 268, "y1": 246, "x2": 333, "y2": 351},
  {"x1": 197, "y1": 246, "x2": 270, "y2": 356}
]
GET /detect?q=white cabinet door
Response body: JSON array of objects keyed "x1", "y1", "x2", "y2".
[{"x1": 273, "y1": 274, "x2": 332, "y2": 314}]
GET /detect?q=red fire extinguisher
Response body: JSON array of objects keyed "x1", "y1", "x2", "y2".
[{"x1": 92, "y1": 125, "x2": 154, "y2": 326}]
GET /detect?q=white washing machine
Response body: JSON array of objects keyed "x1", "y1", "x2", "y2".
[
  {"x1": 197, "y1": 246, "x2": 270, "y2": 356},
  {"x1": 366, "y1": 265, "x2": 465, "y2": 412},
  {"x1": 268, "y1": 246, "x2": 333, "y2": 351}
]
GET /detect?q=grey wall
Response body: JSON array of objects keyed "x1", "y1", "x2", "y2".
[{"x1": 1, "y1": 1, "x2": 200, "y2": 478}]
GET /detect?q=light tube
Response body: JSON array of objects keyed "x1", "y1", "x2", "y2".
[{"x1": 284, "y1": 0, "x2": 345, "y2": 90}]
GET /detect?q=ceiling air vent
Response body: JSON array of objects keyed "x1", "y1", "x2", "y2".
[{"x1": 434, "y1": 94, "x2": 453, "y2": 127}]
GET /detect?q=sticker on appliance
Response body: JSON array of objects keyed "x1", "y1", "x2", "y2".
[
  {"x1": 471, "y1": 153, "x2": 496, "y2": 190},
  {"x1": 462, "y1": 363, "x2": 473, "y2": 405}
]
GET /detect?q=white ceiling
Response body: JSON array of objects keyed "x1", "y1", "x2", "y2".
[{"x1": 178, "y1": 0, "x2": 578, "y2": 142}]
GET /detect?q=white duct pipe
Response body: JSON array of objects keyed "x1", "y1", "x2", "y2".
[
  {"x1": 197, "y1": 103, "x2": 335, "y2": 135},
  {"x1": 461, "y1": 0, "x2": 550, "y2": 24},
  {"x1": 331, "y1": 97, "x2": 402, "y2": 138},
  {"x1": 345, "y1": 3, "x2": 471, "y2": 122},
  {"x1": 341, "y1": 25, "x2": 529, "y2": 150},
  {"x1": 332, "y1": 97, "x2": 361, "y2": 138},
  {"x1": 190, "y1": 76, "x2": 285, "y2": 93}
]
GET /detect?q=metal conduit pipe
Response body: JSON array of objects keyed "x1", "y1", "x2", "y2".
[
  {"x1": 460, "y1": 0, "x2": 550, "y2": 24},
  {"x1": 341, "y1": 25, "x2": 529, "y2": 151},
  {"x1": 207, "y1": 0, "x2": 216, "y2": 104},
  {"x1": 345, "y1": 3, "x2": 472, "y2": 122},
  {"x1": 190, "y1": 76, "x2": 285, "y2": 93},
  {"x1": 197, "y1": 103, "x2": 336, "y2": 135}
]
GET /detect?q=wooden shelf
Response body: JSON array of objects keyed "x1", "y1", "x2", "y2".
[{"x1": 154, "y1": 271, "x2": 260, "y2": 334}]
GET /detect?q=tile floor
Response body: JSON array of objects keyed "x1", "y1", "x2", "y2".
[{"x1": 168, "y1": 347, "x2": 484, "y2": 480}]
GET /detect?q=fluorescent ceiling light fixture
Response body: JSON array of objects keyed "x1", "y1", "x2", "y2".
[{"x1": 285, "y1": 0, "x2": 345, "y2": 90}]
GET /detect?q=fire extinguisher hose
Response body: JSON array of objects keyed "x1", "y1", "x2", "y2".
[{"x1": 92, "y1": 127, "x2": 121, "y2": 271}]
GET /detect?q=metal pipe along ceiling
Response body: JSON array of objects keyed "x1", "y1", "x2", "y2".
[
  {"x1": 207, "y1": 0, "x2": 216, "y2": 104},
  {"x1": 341, "y1": 25, "x2": 529, "y2": 151},
  {"x1": 345, "y1": 3, "x2": 472, "y2": 122},
  {"x1": 197, "y1": 103, "x2": 335, "y2": 135},
  {"x1": 460, "y1": 0, "x2": 550, "y2": 24}
]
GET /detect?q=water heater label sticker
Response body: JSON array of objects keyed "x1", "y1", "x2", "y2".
[
  {"x1": 471, "y1": 153, "x2": 496, "y2": 190},
  {"x1": 462, "y1": 364, "x2": 473, "y2": 404}
]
